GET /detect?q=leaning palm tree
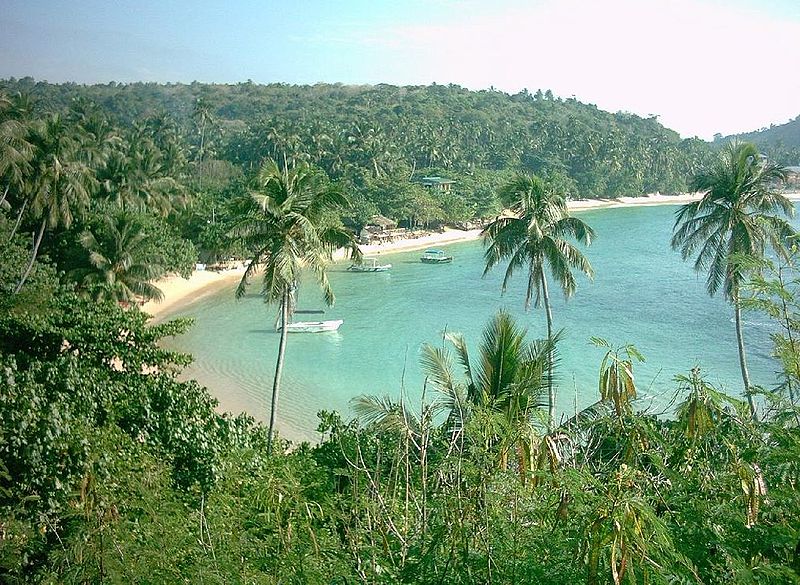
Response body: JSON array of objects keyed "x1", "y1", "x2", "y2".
[
  {"x1": 483, "y1": 173, "x2": 595, "y2": 429},
  {"x1": 233, "y1": 159, "x2": 360, "y2": 453},
  {"x1": 672, "y1": 141, "x2": 794, "y2": 419},
  {"x1": 14, "y1": 114, "x2": 95, "y2": 293},
  {"x1": 70, "y1": 213, "x2": 165, "y2": 304}
]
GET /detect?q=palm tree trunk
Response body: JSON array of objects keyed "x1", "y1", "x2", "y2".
[
  {"x1": 777, "y1": 266, "x2": 800, "y2": 415},
  {"x1": 733, "y1": 286, "x2": 756, "y2": 420},
  {"x1": 14, "y1": 218, "x2": 46, "y2": 294},
  {"x1": 267, "y1": 287, "x2": 290, "y2": 454},
  {"x1": 8, "y1": 198, "x2": 27, "y2": 242},
  {"x1": 540, "y1": 272, "x2": 555, "y2": 431},
  {"x1": 198, "y1": 121, "x2": 206, "y2": 191}
]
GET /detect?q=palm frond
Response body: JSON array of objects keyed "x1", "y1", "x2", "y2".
[
  {"x1": 446, "y1": 332, "x2": 475, "y2": 390},
  {"x1": 420, "y1": 344, "x2": 457, "y2": 394},
  {"x1": 350, "y1": 394, "x2": 419, "y2": 436}
]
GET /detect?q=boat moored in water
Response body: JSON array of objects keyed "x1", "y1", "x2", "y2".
[
  {"x1": 347, "y1": 257, "x2": 392, "y2": 272},
  {"x1": 420, "y1": 249, "x2": 453, "y2": 264},
  {"x1": 281, "y1": 319, "x2": 344, "y2": 333}
]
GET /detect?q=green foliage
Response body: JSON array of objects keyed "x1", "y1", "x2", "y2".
[
  {"x1": 742, "y1": 251, "x2": 800, "y2": 409},
  {"x1": 175, "y1": 180, "x2": 249, "y2": 263},
  {"x1": 3, "y1": 84, "x2": 800, "y2": 584},
  {"x1": 581, "y1": 464, "x2": 694, "y2": 584},
  {"x1": 721, "y1": 114, "x2": 800, "y2": 167},
  {"x1": 69, "y1": 211, "x2": 167, "y2": 302},
  {"x1": 2, "y1": 79, "x2": 714, "y2": 207},
  {"x1": 592, "y1": 338, "x2": 644, "y2": 418},
  {"x1": 1, "y1": 89, "x2": 199, "y2": 305},
  {"x1": 0, "y1": 211, "x2": 59, "y2": 311},
  {"x1": 3, "y1": 277, "x2": 800, "y2": 582}
]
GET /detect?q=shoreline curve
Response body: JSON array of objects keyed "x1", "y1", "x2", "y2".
[{"x1": 145, "y1": 191, "x2": 800, "y2": 321}]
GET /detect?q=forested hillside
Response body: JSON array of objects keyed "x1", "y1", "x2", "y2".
[
  {"x1": 1, "y1": 78, "x2": 714, "y2": 204},
  {"x1": 718, "y1": 115, "x2": 800, "y2": 166}
]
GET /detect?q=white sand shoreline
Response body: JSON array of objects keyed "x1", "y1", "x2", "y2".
[
  {"x1": 141, "y1": 268, "x2": 246, "y2": 320},
  {"x1": 144, "y1": 191, "x2": 800, "y2": 321}
]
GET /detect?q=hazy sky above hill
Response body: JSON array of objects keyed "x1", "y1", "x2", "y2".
[{"x1": 2, "y1": 0, "x2": 799, "y2": 139}]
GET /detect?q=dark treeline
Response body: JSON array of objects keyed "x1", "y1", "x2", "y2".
[{"x1": 0, "y1": 79, "x2": 723, "y2": 276}]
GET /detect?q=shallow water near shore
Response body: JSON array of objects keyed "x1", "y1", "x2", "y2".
[{"x1": 162, "y1": 204, "x2": 782, "y2": 442}]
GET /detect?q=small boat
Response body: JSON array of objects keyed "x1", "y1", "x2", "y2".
[
  {"x1": 282, "y1": 319, "x2": 344, "y2": 333},
  {"x1": 420, "y1": 249, "x2": 453, "y2": 264},
  {"x1": 347, "y1": 257, "x2": 392, "y2": 272}
]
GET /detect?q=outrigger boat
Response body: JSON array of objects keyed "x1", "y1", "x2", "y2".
[
  {"x1": 420, "y1": 249, "x2": 453, "y2": 264},
  {"x1": 347, "y1": 257, "x2": 392, "y2": 272},
  {"x1": 281, "y1": 319, "x2": 344, "y2": 333}
]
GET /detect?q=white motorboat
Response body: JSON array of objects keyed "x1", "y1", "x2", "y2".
[{"x1": 420, "y1": 248, "x2": 453, "y2": 264}]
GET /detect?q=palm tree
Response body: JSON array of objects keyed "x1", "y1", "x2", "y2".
[
  {"x1": 0, "y1": 92, "x2": 32, "y2": 200},
  {"x1": 70, "y1": 213, "x2": 165, "y2": 304},
  {"x1": 233, "y1": 159, "x2": 360, "y2": 453},
  {"x1": 192, "y1": 97, "x2": 214, "y2": 165},
  {"x1": 14, "y1": 114, "x2": 95, "y2": 293},
  {"x1": 420, "y1": 311, "x2": 556, "y2": 475},
  {"x1": 672, "y1": 141, "x2": 794, "y2": 419},
  {"x1": 483, "y1": 173, "x2": 595, "y2": 429},
  {"x1": 0, "y1": 92, "x2": 33, "y2": 238},
  {"x1": 97, "y1": 136, "x2": 185, "y2": 216},
  {"x1": 69, "y1": 102, "x2": 121, "y2": 169}
]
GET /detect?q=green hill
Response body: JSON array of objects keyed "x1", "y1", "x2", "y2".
[
  {"x1": 0, "y1": 77, "x2": 714, "y2": 198},
  {"x1": 716, "y1": 115, "x2": 800, "y2": 165}
]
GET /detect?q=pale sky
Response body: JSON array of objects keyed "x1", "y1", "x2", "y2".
[{"x1": 2, "y1": 0, "x2": 799, "y2": 139}]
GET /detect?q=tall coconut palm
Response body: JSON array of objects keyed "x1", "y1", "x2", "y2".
[
  {"x1": 192, "y1": 97, "x2": 214, "y2": 165},
  {"x1": 70, "y1": 213, "x2": 165, "y2": 304},
  {"x1": 483, "y1": 173, "x2": 595, "y2": 429},
  {"x1": 233, "y1": 159, "x2": 360, "y2": 453},
  {"x1": 672, "y1": 141, "x2": 794, "y2": 419},
  {"x1": 14, "y1": 114, "x2": 95, "y2": 293}
]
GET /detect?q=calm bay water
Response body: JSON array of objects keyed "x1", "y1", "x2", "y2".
[{"x1": 162, "y1": 204, "x2": 780, "y2": 441}]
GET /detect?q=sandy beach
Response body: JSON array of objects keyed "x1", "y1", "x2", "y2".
[
  {"x1": 144, "y1": 191, "x2": 800, "y2": 320},
  {"x1": 568, "y1": 192, "x2": 702, "y2": 209},
  {"x1": 141, "y1": 267, "x2": 246, "y2": 320}
]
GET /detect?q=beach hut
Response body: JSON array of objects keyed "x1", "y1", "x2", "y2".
[
  {"x1": 368, "y1": 214, "x2": 398, "y2": 230},
  {"x1": 358, "y1": 214, "x2": 400, "y2": 244}
]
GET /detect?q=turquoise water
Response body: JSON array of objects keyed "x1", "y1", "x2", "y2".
[{"x1": 162, "y1": 204, "x2": 780, "y2": 441}]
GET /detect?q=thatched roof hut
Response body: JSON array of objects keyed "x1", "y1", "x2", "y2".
[{"x1": 367, "y1": 214, "x2": 398, "y2": 230}]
